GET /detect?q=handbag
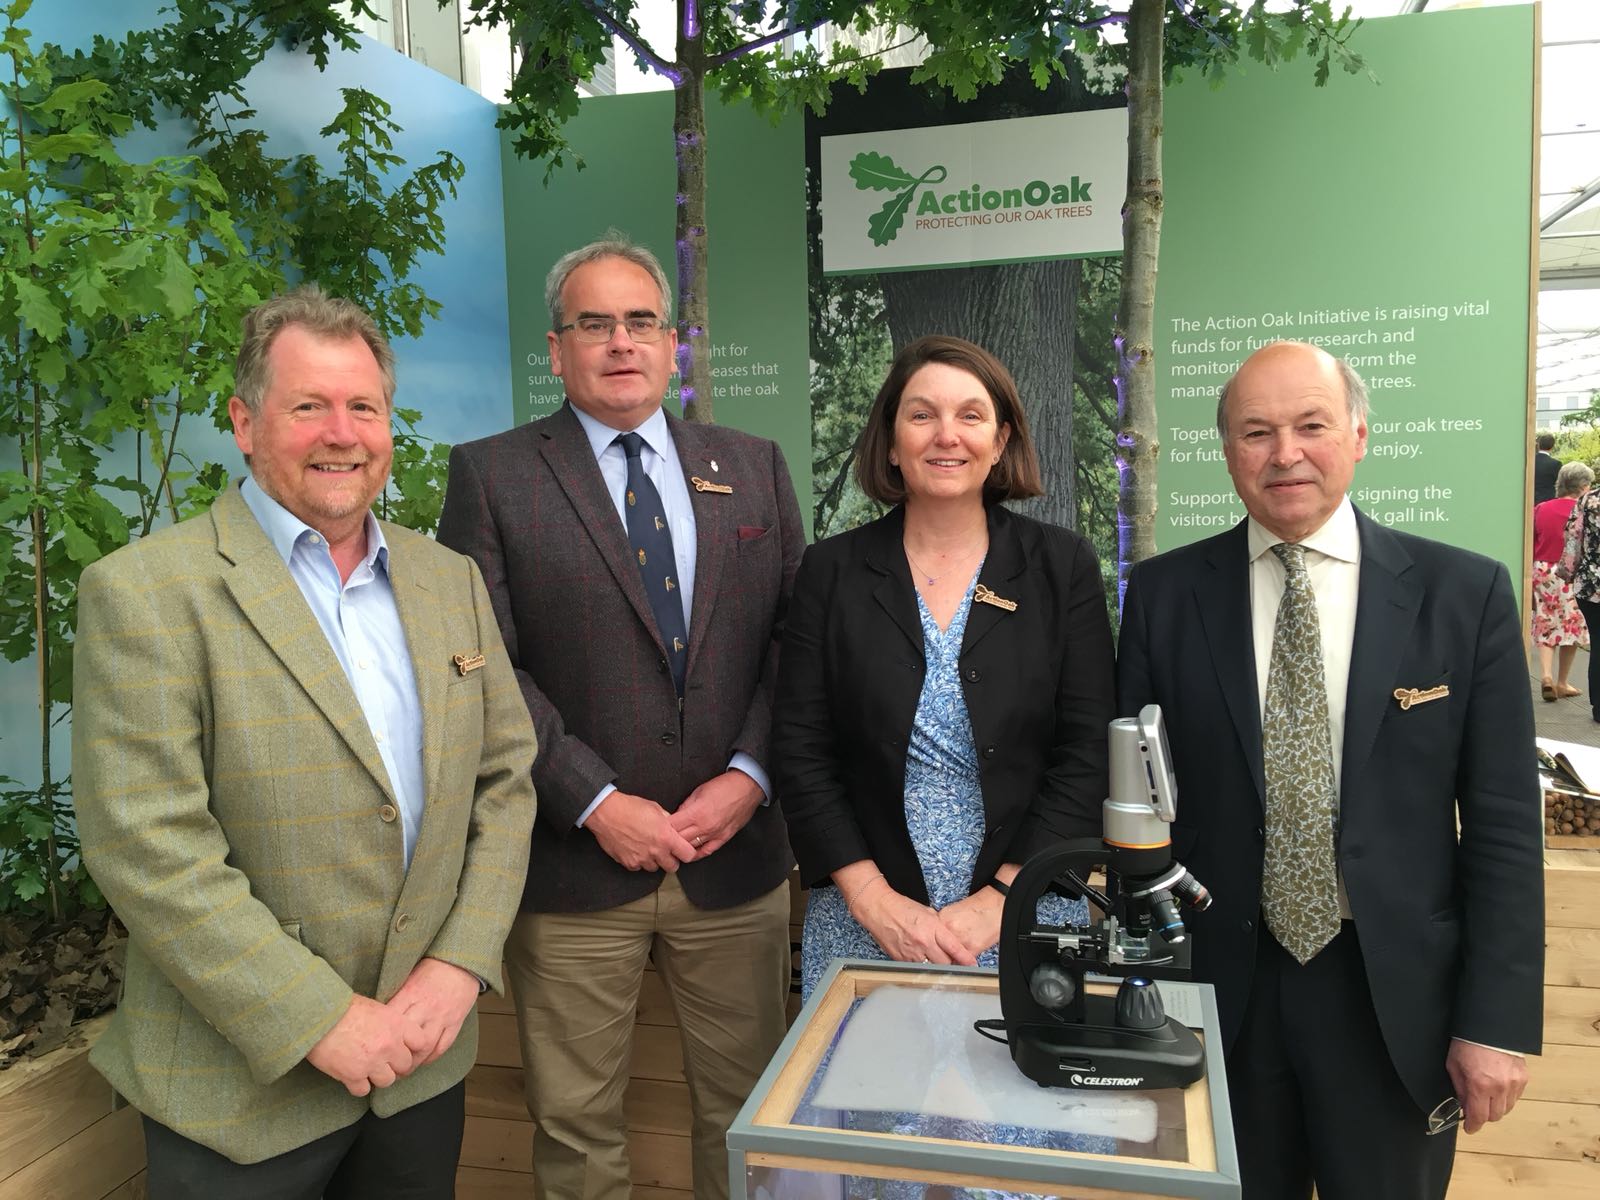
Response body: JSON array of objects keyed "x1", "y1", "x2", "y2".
[{"x1": 1557, "y1": 497, "x2": 1587, "y2": 582}]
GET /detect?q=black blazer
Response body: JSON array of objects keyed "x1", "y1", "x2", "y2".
[
  {"x1": 772, "y1": 505, "x2": 1115, "y2": 904},
  {"x1": 1116, "y1": 509, "x2": 1543, "y2": 1112}
]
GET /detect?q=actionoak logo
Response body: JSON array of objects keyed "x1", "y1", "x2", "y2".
[{"x1": 848, "y1": 150, "x2": 1095, "y2": 246}]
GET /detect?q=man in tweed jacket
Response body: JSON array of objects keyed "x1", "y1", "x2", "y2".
[
  {"x1": 438, "y1": 238, "x2": 802, "y2": 1200},
  {"x1": 72, "y1": 287, "x2": 537, "y2": 1197}
]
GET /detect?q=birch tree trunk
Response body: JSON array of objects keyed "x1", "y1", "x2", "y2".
[
  {"x1": 674, "y1": 0, "x2": 712, "y2": 421},
  {"x1": 1115, "y1": 0, "x2": 1165, "y2": 586},
  {"x1": 880, "y1": 259, "x2": 1081, "y2": 529}
]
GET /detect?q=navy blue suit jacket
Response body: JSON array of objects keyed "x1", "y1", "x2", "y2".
[{"x1": 1116, "y1": 508, "x2": 1542, "y2": 1111}]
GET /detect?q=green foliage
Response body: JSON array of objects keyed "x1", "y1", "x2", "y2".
[
  {"x1": 1559, "y1": 388, "x2": 1600, "y2": 434},
  {"x1": 0, "y1": 0, "x2": 461, "y2": 921}
]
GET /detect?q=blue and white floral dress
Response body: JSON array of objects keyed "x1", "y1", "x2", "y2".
[{"x1": 800, "y1": 564, "x2": 1089, "y2": 999}]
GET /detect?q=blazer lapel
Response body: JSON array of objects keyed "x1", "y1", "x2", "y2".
[
  {"x1": 386, "y1": 540, "x2": 446, "y2": 840},
  {"x1": 672, "y1": 415, "x2": 734, "y2": 676},
  {"x1": 1341, "y1": 510, "x2": 1421, "y2": 795},
  {"x1": 863, "y1": 508, "x2": 924, "y2": 657},
  {"x1": 538, "y1": 404, "x2": 663, "y2": 652},
  {"x1": 213, "y1": 488, "x2": 396, "y2": 803},
  {"x1": 1195, "y1": 523, "x2": 1266, "y2": 809},
  {"x1": 963, "y1": 505, "x2": 1024, "y2": 656}
]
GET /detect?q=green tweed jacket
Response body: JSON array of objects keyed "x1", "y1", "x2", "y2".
[{"x1": 71, "y1": 485, "x2": 537, "y2": 1163}]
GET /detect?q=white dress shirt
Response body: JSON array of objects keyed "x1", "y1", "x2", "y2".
[{"x1": 240, "y1": 477, "x2": 425, "y2": 867}]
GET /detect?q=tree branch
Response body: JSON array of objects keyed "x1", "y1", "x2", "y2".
[
  {"x1": 707, "y1": 16, "x2": 832, "y2": 68},
  {"x1": 581, "y1": 0, "x2": 681, "y2": 84}
]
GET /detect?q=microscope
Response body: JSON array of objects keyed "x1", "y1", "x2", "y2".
[{"x1": 981, "y1": 705, "x2": 1212, "y2": 1090}]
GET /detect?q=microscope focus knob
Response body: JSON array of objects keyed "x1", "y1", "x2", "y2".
[
  {"x1": 1029, "y1": 963, "x2": 1077, "y2": 1011},
  {"x1": 1114, "y1": 976, "x2": 1166, "y2": 1030}
]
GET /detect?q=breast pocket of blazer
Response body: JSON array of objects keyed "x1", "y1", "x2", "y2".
[
  {"x1": 1386, "y1": 669, "x2": 1453, "y2": 733},
  {"x1": 734, "y1": 523, "x2": 781, "y2": 575},
  {"x1": 443, "y1": 661, "x2": 487, "y2": 741}
]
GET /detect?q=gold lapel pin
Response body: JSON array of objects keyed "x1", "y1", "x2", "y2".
[
  {"x1": 973, "y1": 584, "x2": 1018, "y2": 612},
  {"x1": 1393, "y1": 685, "x2": 1448, "y2": 710},
  {"x1": 453, "y1": 652, "x2": 486, "y2": 676},
  {"x1": 691, "y1": 476, "x2": 733, "y2": 495}
]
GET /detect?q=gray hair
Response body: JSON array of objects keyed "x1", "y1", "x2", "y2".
[
  {"x1": 234, "y1": 284, "x2": 395, "y2": 414},
  {"x1": 1557, "y1": 460, "x2": 1594, "y2": 497},
  {"x1": 544, "y1": 235, "x2": 673, "y2": 331},
  {"x1": 1215, "y1": 341, "x2": 1370, "y2": 437}
]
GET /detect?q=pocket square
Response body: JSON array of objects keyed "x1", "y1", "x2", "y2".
[{"x1": 737, "y1": 525, "x2": 769, "y2": 540}]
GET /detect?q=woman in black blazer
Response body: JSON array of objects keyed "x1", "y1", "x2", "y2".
[{"x1": 774, "y1": 336, "x2": 1116, "y2": 998}]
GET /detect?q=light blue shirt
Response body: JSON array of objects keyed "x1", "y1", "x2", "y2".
[
  {"x1": 240, "y1": 477, "x2": 426, "y2": 868},
  {"x1": 568, "y1": 404, "x2": 771, "y2": 824}
]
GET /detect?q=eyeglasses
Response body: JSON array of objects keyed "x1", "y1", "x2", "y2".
[
  {"x1": 1425, "y1": 1095, "x2": 1462, "y2": 1136},
  {"x1": 555, "y1": 316, "x2": 670, "y2": 344}
]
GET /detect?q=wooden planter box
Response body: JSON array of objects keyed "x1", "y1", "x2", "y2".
[{"x1": 0, "y1": 1013, "x2": 146, "y2": 1200}]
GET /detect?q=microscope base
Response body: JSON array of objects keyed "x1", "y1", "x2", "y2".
[{"x1": 1009, "y1": 994, "x2": 1205, "y2": 1091}]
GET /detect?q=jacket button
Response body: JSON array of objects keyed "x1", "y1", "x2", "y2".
[
  {"x1": 658, "y1": 657, "x2": 668, "y2": 673},
  {"x1": 379, "y1": 804, "x2": 398, "y2": 823},
  {"x1": 982, "y1": 745, "x2": 996, "y2": 759},
  {"x1": 394, "y1": 912, "x2": 412, "y2": 933},
  {"x1": 660, "y1": 731, "x2": 678, "y2": 745},
  {"x1": 1242, "y1": 918, "x2": 1254, "y2": 932},
  {"x1": 965, "y1": 668, "x2": 981, "y2": 682},
  {"x1": 1255, "y1": 826, "x2": 1265, "y2": 839}
]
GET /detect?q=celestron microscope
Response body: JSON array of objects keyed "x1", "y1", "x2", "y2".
[{"x1": 978, "y1": 705, "x2": 1213, "y2": 1090}]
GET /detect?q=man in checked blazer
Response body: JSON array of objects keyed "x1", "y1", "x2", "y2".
[
  {"x1": 437, "y1": 237, "x2": 803, "y2": 1200},
  {"x1": 72, "y1": 286, "x2": 537, "y2": 1198}
]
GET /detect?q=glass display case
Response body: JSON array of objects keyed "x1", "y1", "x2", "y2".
[{"x1": 727, "y1": 961, "x2": 1239, "y2": 1199}]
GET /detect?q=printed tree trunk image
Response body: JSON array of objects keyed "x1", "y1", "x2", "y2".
[
  {"x1": 880, "y1": 260, "x2": 1082, "y2": 531},
  {"x1": 1116, "y1": 0, "x2": 1164, "y2": 583}
]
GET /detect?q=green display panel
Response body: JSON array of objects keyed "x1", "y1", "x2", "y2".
[
  {"x1": 1156, "y1": 6, "x2": 1534, "y2": 574},
  {"x1": 500, "y1": 93, "x2": 813, "y2": 533}
]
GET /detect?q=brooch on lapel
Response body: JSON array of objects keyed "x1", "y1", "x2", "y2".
[
  {"x1": 973, "y1": 584, "x2": 1018, "y2": 612},
  {"x1": 453, "y1": 652, "x2": 486, "y2": 676},
  {"x1": 691, "y1": 476, "x2": 733, "y2": 495},
  {"x1": 1393, "y1": 685, "x2": 1448, "y2": 710}
]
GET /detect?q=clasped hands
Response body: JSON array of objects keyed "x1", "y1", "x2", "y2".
[
  {"x1": 305, "y1": 956, "x2": 481, "y2": 1097},
  {"x1": 586, "y1": 769, "x2": 764, "y2": 872},
  {"x1": 849, "y1": 874, "x2": 1005, "y2": 967}
]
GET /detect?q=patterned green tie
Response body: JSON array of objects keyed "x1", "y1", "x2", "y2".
[{"x1": 1261, "y1": 542, "x2": 1342, "y2": 964}]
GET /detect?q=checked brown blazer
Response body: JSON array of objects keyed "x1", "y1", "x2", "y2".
[
  {"x1": 437, "y1": 402, "x2": 804, "y2": 914},
  {"x1": 71, "y1": 485, "x2": 537, "y2": 1164}
]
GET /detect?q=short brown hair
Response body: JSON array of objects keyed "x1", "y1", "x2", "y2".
[
  {"x1": 234, "y1": 284, "x2": 395, "y2": 414},
  {"x1": 854, "y1": 335, "x2": 1044, "y2": 506}
]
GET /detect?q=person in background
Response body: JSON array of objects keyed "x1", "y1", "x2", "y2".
[
  {"x1": 773, "y1": 335, "x2": 1115, "y2": 1000},
  {"x1": 1533, "y1": 432, "x2": 1561, "y2": 505},
  {"x1": 72, "y1": 285, "x2": 537, "y2": 1198},
  {"x1": 1533, "y1": 460, "x2": 1592, "y2": 699},
  {"x1": 1558, "y1": 466, "x2": 1600, "y2": 724}
]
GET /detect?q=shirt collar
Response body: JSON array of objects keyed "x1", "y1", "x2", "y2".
[
  {"x1": 569, "y1": 401, "x2": 671, "y2": 463},
  {"x1": 1246, "y1": 495, "x2": 1359, "y2": 565},
  {"x1": 239, "y1": 475, "x2": 388, "y2": 575}
]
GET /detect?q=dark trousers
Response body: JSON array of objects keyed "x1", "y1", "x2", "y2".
[
  {"x1": 142, "y1": 1081, "x2": 466, "y2": 1200},
  {"x1": 1226, "y1": 925, "x2": 1455, "y2": 1200},
  {"x1": 1578, "y1": 597, "x2": 1600, "y2": 717}
]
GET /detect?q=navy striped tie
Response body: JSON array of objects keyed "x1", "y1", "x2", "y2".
[{"x1": 617, "y1": 432, "x2": 688, "y2": 694}]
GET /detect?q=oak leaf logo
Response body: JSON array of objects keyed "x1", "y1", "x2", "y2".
[{"x1": 848, "y1": 151, "x2": 948, "y2": 246}]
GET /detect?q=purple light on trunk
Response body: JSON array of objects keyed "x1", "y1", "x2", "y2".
[{"x1": 684, "y1": 2, "x2": 699, "y2": 40}]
